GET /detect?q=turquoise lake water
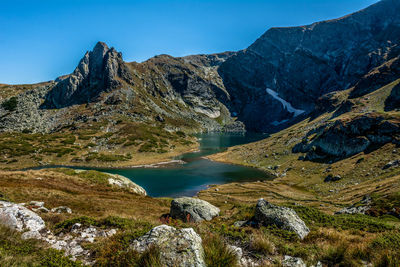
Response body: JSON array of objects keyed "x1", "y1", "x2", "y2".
[{"x1": 91, "y1": 133, "x2": 272, "y2": 197}]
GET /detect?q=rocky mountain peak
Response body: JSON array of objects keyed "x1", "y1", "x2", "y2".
[
  {"x1": 42, "y1": 42, "x2": 132, "y2": 108},
  {"x1": 217, "y1": 0, "x2": 400, "y2": 131}
]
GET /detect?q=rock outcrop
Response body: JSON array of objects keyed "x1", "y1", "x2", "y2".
[
  {"x1": 293, "y1": 114, "x2": 400, "y2": 162},
  {"x1": 170, "y1": 197, "x2": 220, "y2": 222},
  {"x1": 2, "y1": 1, "x2": 400, "y2": 134},
  {"x1": 0, "y1": 201, "x2": 116, "y2": 264},
  {"x1": 335, "y1": 195, "x2": 372, "y2": 215},
  {"x1": 255, "y1": 199, "x2": 309, "y2": 240},
  {"x1": 385, "y1": 82, "x2": 400, "y2": 111},
  {"x1": 43, "y1": 42, "x2": 133, "y2": 108},
  {"x1": 131, "y1": 224, "x2": 205, "y2": 267},
  {"x1": 107, "y1": 173, "x2": 147, "y2": 196},
  {"x1": 46, "y1": 222, "x2": 116, "y2": 263},
  {"x1": 282, "y1": 255, "x2": 306, "y2": 267},
  {"x1": 0, "y1": 201, "x2": 46, "y2": 239},
  {"x1": 218, "y1": 0, "x2": 400, "y2": 131}
]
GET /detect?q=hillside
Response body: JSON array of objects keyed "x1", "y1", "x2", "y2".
[
  {"x1": 0, "y1": 0, "x2": 400, "y2": 170},
  {"x1": 1, "y1": 0, "x2": 400, "y2": 266}
]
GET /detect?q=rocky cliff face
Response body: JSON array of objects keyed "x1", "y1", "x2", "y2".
[
  {"x1": 293, "y1": 114, "x2": 400, "y2": 162},
  {"x1": 1, "y1": 0, "x2": 400, "y2": 135},
  {"x1": 43, "y1": 42, "x2": 133, "y2": 108},
  {"x1": 218, "y1": 0, "x2": 400, "y2": 130}
]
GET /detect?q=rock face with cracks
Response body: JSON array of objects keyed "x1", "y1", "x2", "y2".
[
  {"x1": 170, "y1": 197, "x2": 220, "y2": 222},
  {"x1": 131, "y1": 224, "x2": 206, "y2": 267},
  {"x1": 0, "y1": 201, "x2": 46, "y2": 239},
  {"x1": 255, "y1": 199, "x2": 310, "y2": 240}
]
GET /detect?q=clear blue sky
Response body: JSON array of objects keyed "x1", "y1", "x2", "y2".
[{"x1": 0, "y1": 0, "x2": 379, "y2": 84}]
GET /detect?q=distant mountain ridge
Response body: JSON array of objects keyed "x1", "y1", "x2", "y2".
[{"x1": 1, "y1": 0, "x2": 400, "y2": 134}]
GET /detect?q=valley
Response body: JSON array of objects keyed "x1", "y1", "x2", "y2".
[{"x1": 0, "y1": 0, "x2": 400, "y2": 266}]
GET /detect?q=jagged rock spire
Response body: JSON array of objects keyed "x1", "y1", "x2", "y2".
[{"x1": 42, "y1": 42, "x2": 132, "y2": 108}]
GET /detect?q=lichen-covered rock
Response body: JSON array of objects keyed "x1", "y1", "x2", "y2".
[
  {"x1": 0, "y1": 201, "x2": 46, "y2": 239},
  {"x1": 170, "y1": 197, "x2": 220, "y2": 222},
  {"x1": 107, "y1": 173, "x2": 147, "y2": 196},
  {"x1": 51, "y1": 206, "x2": 72, "y2": 214},
  {"x1": 131, "y1": 224, "x2": 205, "y2": 267},
  {"x1": 335, "y1": 195, "x2": 372, "y2": 215},
  {"x1": 292, "y1": 115, "x2": 400, "y2": 162},
  {"x1": 43, "y1": 42, "x2": 133, "y2": 108},
  {"x1": 282, "y1": 255, "x2": 306, "y2": 267},
  {"x1": 45, "y1": 222, "x2": 117, "y2": 263},
  {"x1": 255, "y1": 199, "x2": 309, "y2": 239}
]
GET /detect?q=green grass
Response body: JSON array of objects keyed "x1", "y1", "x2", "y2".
[
  {"x1": 288, "y1": 204, "x2": 394, "y2": 233},
  {"x1": 0, "y1": 225, "x2": 81, "y2": 266},
  {"x1": 203, "y1": 234, "x2": 239, "y2": 267}
]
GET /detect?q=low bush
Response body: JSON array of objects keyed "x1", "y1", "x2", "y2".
[{"x1": 1, "y1": 97, "x2": 18, "y2": 111}]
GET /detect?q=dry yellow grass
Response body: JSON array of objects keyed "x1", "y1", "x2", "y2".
[{"x1": 0, "y1": 169, "x2": 170, "y2": 225}]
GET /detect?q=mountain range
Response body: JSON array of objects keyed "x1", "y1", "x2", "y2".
[{"x1": 0, "y1": 0, "x2": 399, "y2": 168}]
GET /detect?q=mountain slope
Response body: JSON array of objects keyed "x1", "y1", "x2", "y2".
[
  {"x1": 218, "y1": 0, "x2": 400, "y2": 130},
  {"x1": 1, "y1": 0, "x2": 400, "y2": 169}
]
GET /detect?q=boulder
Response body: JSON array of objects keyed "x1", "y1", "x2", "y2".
[
  {"x1": 0, "y1": 201, "x2": 46, "y2": 239},
  {"x1": 255, "y1": 199, "x2": 309, "y2": 239},
  {"x1": 282, "y1": 255, "x2": 306, "y2": 267},
  {"x1": 382, "y1": 160, "x2": 400, "y2": 170},
  {"x1": 335, "y1": 195, "x2": 372, "y2": 215},
  {"x1": 324, "y1": 174, "x2": 342, "y2": 182},
  {"x1": 131, "y1": 224, "x2": 205, "y2": 267},
  {"x1": 170, "y1": 197, "x2": 220, "y2": 222},
  {"x1": 51, "y1": 206, "x2": 72, "y2": 214},
  {"x1": 107, "y1": 173, "x2": 147, "y2": 196}
]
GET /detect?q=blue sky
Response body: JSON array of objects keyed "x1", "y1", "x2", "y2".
[{"x1": 1, "y1": 0, "x2": 379, "y2": 84}]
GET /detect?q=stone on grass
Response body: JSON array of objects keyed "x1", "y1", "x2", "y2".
[
  {"x1": 0, "y1": 201, "x2": 46, "y2": 239},
  {"x1": 255, "y1": 199, "x2": 309, "y2": 240},
  {"x1": 282, "y1": 255, "x2": 306, "y2": 267},
  {"x1": 51, "y1": 206, "x2": 72, "y2": 214},
  {"x1": 170, "y1": 197, "x2": 220, "y2": 222},
  {"x1": 131, "y1": 224, "x2": 205, "y2": 267}
]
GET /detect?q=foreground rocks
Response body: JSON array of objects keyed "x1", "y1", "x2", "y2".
[
  {"x1": 0, "y1": 201, "x2": 116, "y2": 264},
  {"x1": 46, "y1": 223, "x2": 116, "y2": 263},
  {"x1": 0, "y1": 201, "x2": 46, "y2": 239},
  {"x1": 255, "y1": 199, "x2": 309, "y2": 240},
  {"x1": 282, "y1": 255, "x2": 306, "y2": 267},
  {"x1": 131, "y1": 224, "x2": 205, "y2": 267},
  {"x1": 170, "y1": 197, "x2": 220, "y2": 222}
]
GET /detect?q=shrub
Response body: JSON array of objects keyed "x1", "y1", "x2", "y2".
[
  {"x1": 40, "y1": 249, "x2": 82, "y2": 267},
  {"x1": 371, "y1": 231, "x2": 400, "y2": 250},
  {"x1": 374, "y1": 251, "x2": 400, "y2": 267},
  {"x1": 1, "y1": 97, "x2": 18, "y2": 111},
  {"x1": 289, "y1": 204, "x2": 393, "y2": 233}
]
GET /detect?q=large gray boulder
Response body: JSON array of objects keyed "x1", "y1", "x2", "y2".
[
  {"x1": 170, "y1": 197, "x2": 220, "y2": 222},
  {"x1": 255, "y1": 199, "x2": 309, "y2": 239},
  {"x1": 131, "y1": 224, "x2": 205, "y2": 267},
  {"x1": 0, "y1": 201, "x2": 46, "y2": 239}
]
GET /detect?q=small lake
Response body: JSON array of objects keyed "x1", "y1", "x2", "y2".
[{"x1": 92, "y1": 133, "x2": 272, "y2": 197}]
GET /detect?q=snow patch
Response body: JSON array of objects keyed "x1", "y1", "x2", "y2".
[{"x1": 266, "y1": 88, "x2": 305, "y2": 117}]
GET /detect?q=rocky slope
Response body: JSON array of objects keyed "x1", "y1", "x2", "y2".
[{"x1": 2, "y1": 0, "x2": 400, "y2": 136}]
